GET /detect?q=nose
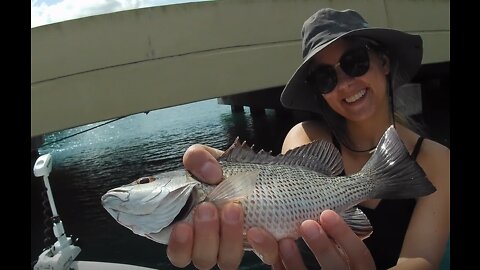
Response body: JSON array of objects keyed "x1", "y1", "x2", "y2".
[{"x1": 335, "y1": 67, "x2": 354, "y2": 91}]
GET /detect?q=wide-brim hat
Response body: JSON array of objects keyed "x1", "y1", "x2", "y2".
[{"x1": 280, "y1": 8, "x2": 423, "y2": 114}]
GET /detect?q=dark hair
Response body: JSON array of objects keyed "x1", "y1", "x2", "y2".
[{"x1": 311, "y1": 37, "x2": 425, "y2": 148}]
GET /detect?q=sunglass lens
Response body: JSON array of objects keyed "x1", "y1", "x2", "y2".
[
  {"x1": 311, "y1": 66, "x2": 337, "y2": 94},
  {"x1": 307, "y1": 46, "x2": 370, "y2": 95},
  {"x1": 341, "y1": 47, "x2": 369, "y2": 77}
]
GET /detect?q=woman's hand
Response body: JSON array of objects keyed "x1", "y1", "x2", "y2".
[
  {"x1": 166, "y1": 144, "x2": 280, "y2": 269},
  {"x1": 166, "y1": 144, "x2": 375, "y2": 269},
  {"x1": 275, "y1": 210, "x2": 376, "y2": 270}
]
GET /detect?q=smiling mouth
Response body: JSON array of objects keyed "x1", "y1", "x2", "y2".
[{"x1": 345, "y1": 89, "x2": 367, "y2": 103}]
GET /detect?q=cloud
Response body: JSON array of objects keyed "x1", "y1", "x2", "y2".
[{"x1": 31, "y1": 0, "x2": 207, "y2": 28}]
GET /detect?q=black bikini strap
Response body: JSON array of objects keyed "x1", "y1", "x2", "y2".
[{"x1": 411, "y1": 136, "x2": 424, "y2": 160}]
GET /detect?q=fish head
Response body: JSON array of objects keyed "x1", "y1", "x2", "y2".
[{"x1": 101, "y1": 169, "x2": 201, "y2": 244}]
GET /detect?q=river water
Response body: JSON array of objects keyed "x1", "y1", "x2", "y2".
[
  {"x1": 30, "y1": 97, "x2": 449, "y2": 269},
  {"x1": 30, "y1": 99, "x2": 299, "y2": 269}
]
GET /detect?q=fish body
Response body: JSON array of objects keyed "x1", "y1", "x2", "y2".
[{"x1": 101, "y1": 126, "x2": 436, "y2": 245}]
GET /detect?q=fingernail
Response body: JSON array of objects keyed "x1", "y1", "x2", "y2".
[
  {"x1": 321, "y1": 209, "x2": 339, "y2": 226},
  {"x1": 222, "y1": 203, "x2": 242, "y2": 224},
  {"x1": 196, "y1": 203, "x2": 216, "y2": 222},
  {"x1": 301, "y1": 220, "x2": 322, "y2": 240},
  {"x1": 199, "y1": 161, "x2": 222, "y2": 182}
]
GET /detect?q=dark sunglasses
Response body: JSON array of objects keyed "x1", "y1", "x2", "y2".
[{"x1": 306, "y1": 44, "x2": 371, "y2": 94}]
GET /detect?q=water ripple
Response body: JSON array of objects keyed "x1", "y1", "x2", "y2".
[{"x1": 32, "y1": 99, "x2": 297, "y2": 269}]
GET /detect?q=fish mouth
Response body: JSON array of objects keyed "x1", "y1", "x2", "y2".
[
  {"x1": 101, "y1": 190, "x2": 129, "y2": 209},
  {"x1": 101, "y1": 195, "x2": 127, "y2": 219}
]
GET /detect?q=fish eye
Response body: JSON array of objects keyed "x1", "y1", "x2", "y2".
[{"x1": 137, "y1": 177, "x2": 151, "y2": 184}]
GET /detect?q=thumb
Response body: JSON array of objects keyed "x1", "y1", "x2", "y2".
[{"x1": 183, "y1": 144, "x2": 223, "y2": 184}]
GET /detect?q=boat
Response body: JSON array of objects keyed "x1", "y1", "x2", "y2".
[{"x1": 32, "y1": 153, "x2": 158, "y2": 270}]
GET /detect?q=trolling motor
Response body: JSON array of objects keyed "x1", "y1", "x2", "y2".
[{"x1": 33, "y1": 154, "x2": 81, "y2": 270}]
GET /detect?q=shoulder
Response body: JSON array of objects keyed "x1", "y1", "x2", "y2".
[
  {"x1": 281, "y1": 120, "x2": 332, "y2": 154},
  {"x1": 416, "y1": 139, "x2": 450, "y2": 186},
  {"x1": 418, "y1": 138, "x2": 450, "y2": 158},
  {"x1": 396, "y1": 124, "x2": 450, "y2": 187}
]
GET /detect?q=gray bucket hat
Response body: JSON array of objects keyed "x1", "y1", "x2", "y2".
[{"x1": 280, "y1": 8, "x2": 423, "y2": 114}]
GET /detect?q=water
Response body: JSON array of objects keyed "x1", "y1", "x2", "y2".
[
  {"x1": 30, "y1": 98, "x2": 450, "y2": 269},
  {"x1": 30, "y1": 99, "x2": 298, "y2": 269}
]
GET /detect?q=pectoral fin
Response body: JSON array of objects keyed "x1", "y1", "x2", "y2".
[{"x1": 206, "y1": 170, "x2": 259, "y2": 206}]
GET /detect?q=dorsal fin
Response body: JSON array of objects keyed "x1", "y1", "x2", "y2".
[
  {"x1": 219, "y1": 137, "x2": 277, "y2": 163},
  {"x1": 277, "y1": 140, "x2": 343, "y2": 176},
  {"x1": 218, "y1": 138, "x2": 343, "y2": 176}
]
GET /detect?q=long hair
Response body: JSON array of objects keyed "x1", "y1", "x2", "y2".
[{"x1": 311, "y1": 37, "x2": 426, "y2": 148}]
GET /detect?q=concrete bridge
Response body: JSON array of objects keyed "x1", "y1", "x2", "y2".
[{"x1": 31, "y1": 0, "x2": 450, "y2": 138}]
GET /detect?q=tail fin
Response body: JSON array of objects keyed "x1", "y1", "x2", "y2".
[{"x1": 359, "y1": 125, "x2": 436, "y2": 199}]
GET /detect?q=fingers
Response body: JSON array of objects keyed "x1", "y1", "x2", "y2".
[
  {"x1": 217, "y1": 203, "x2": 245, "y2": 270},
  {"x1": 319, "y1": 210, "x2": 375, "y2": 270},
  {"x1": 272, "y1": 259, "x2": 286, "y2": 270},
  {"x1": 191, "y1": 202, "x2": 220, "y2": 270},
  {"x1": 167, "y1": 202, "x2": 247, "y2": 270},
  {"x1": 298, "y1": 210, "x2": 376, "y2": 270},
  {"x1": 183, "y1": 144, "x2": 224, "y2": 184},
  {"x1": 246, "y1": 227, "x2": 279, "y2": 265},
  {"x1": 166, "y1": 222, "x2": 193, "y2": 268},
  {"x1": 278, "y1": 238, "x2": 307, "y2": 270},
  {"x1": 300, "y1": 219, "x2": 349, "y2": 269}
]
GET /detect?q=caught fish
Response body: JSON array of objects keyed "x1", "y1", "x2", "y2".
[{"x1": 101, "y1": 125, "x2": 435, "y2": 245}]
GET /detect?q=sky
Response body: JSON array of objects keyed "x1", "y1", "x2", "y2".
[{"x1": 31, "y1": 0, "x2": 209, "y2": 28}]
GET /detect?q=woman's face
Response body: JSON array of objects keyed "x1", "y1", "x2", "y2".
[{"x1": 310, "y1": 39, "x2": 390, "y2": 122}]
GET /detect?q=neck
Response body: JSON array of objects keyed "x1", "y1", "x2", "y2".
[
  {"x1": 341, "y1": 142, "x2": 377, "y2": 154},
  {"x1": 344, "y1": 113, "x2": 393, "y2": 153}
]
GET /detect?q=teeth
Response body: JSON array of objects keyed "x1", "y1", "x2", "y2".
[{"x1": 345, "y1": 89, "x2": 366, "y2": 103}]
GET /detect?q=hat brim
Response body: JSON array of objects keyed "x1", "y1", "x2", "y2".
[{"x1": 280, "y1": 28, "x2": 423, "y2": 113}]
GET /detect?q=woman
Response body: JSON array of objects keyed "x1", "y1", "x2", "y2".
[{"x1": 166, "y1": 8, "x2": 450, "y2": 270}]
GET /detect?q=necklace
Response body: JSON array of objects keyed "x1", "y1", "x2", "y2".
[{"x1": 341, "y1": 143, "x2": 377, "y2": 154}]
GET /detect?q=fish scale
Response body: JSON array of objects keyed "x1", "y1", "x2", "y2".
[
  {"x1": 101, "y1": 126, "x2": 436, "y2": 245},
  {"x1": 220, "y1": 162, "x2": 373, "y2": 239}
]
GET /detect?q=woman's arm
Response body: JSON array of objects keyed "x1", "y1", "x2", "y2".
[{"x1": 393, "y1": 140, "x2": 450, "y2": 269}]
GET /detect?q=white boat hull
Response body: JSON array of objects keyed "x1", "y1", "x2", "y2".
[{"x1": 71, "y1": 261, "x2": 157, "y2": 270}]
